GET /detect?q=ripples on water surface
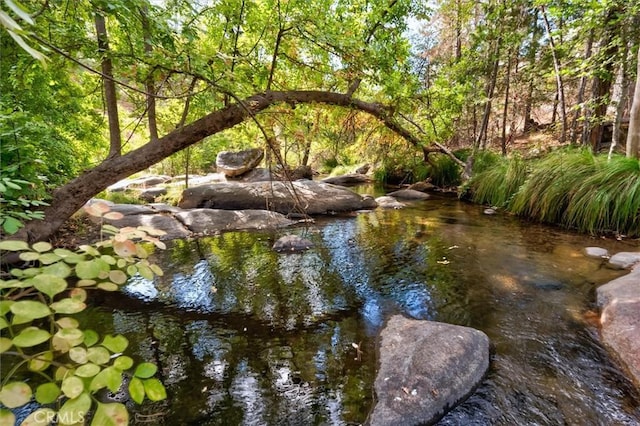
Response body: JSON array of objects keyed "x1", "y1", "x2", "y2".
[{"x1": 89, "y1": 194, "x2": 640, "y2": 425}]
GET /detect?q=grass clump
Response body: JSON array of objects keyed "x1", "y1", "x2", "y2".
[{"x1": 469, "y1": 155, "x2": 527, "y2": 208}]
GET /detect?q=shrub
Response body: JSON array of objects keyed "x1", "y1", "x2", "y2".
[{"x1": 0, "y1": 201, "x2": 167, "y2": 425}]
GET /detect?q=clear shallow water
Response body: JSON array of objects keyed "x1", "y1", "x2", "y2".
[{"x1": 87, "y1": 194, "x2": 639, "y2": 425}]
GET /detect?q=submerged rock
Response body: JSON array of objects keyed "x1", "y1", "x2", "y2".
[
  {"x1": 321, "y1": 174, "x2": 372, "y2": 186},
  {"x1": 272, "y1": 235, "x2": 314, "y2": 253},
  {"x1": 370, "y1": 315, "x2": 490, "y2": 426},
  {"x1": 386, "y1": 189, "x2": 430, "y2": 200},
  {"x1": 607, "y1": 252, "x2": 640, "y2": 270},
  {"x1": 375, "y1": 196, "x2": 405, "y2": 209}
]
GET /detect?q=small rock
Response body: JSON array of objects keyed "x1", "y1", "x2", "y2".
[
  {"x1": 607, "y1": 252, "x2": 640, "y2": 270},
  {"x1": 216, "y1": 147, "x2": 264, "y2": 177},
  {"x1": 584, "y1": 247, "x2": 609, "y2": 259},
  {"x1": 272, "y1": 235, "x2": 314, "y2": 253},
  {"x1": 386, "y1": 189, "x2": 430, "y2": 200},
  {"x1": 375, "y1": 196, "x2": 405, "y2": 209},
  {"x1": 483, "y1": 208, "x2": 497, "y2": 215}
]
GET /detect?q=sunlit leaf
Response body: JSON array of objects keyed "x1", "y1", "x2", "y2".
[
  {"x1": 32, "y1": 241, "x2": 53, "y2": 253},
  {"x1": 57, "y1": 392, "x2": 91, "y2": 426},
  {"x1": 18, "y1": 251, "x2": 40, "y2": 261},
  {"x1": 103, "y1": 212, "x2": 124, "y2": 220},
  {"x1": 32, "y1": 274, "x2": 68, "y2": 299},
  {"x1": 91, "y1": 402, "x2": 129, "y2": 426},
  {"x1": 10, "y1": 300, "x2": 51, "y2": 320},
  {"x1": 108, "y1": 270, "x2": 127, "y2": 284},
  {"x1": 87, "y1": 346, "x2": 111, "y2": 365},
  {"x1": 97, "y1": 282, "x2": 119, "y2": 291},
  {"x1": 84, "y1": 330, "x2": 99, "y2": 347},
  {"x1": 0, "y1": 409, "x2": 15, "y2": 426},
  {"x1": 76, "y1": 279, "x2": 97, "y2": 287},
  {"x1": 76, "y1": 258, "x2": 110, "y2": 279},
  {"x1": 0, "y1": 301, "x2": 14, "y2": 315},
  {"x1": 101, "y1": 335, "x2": 128, "y2": 353},
  {"x1": 113, "y1": 356, "x2": 133, "y2": 371},
  {"x1": 0, "y1": 316, "x2": 7, "y2": 330},
  {"x1": 0, "y1": 337, "x2": 13, "y2": 353},
  {"x1": 90, "y1": 366, "x2": 123, "y2": 393},
  {"x1": 50, "y1": 298, "x2": 86, "y2": 314},
  {"x1": 12, "y1": 327, "x2": 51, "y2": 347},
  {"x1": 69, "y1": 347, "x2": 88, "y2": 364},
  {"x1": 21, "y1": 408, "x2": 56, "y2": 425},
  {"x1": 0, "y1": 381, "x2": 32, "y2": 408},
  {"x1": 54, "y1": 327, "x2": 85, "y2": 347},
  {"x1": 75, "y1": 363, "x2": 101, "y2": 378},
  {"x1": 113, "y1": 240, "x2": 137, "y2": 258},
  {"x1": 0, "y1": 239, "x2": 28, "y2": 251},
  {"x1": 61, "y1": 376, "x2": 85, "y2": 399},
  {"x1": 56, "y1": 317, "x2": 80, "y2": 329},
  {"x1": 128, "y1": 377, "x2": 145, "y2": 404},
  {"x1": 42, "y1": 261, "x2": 72, "y2": 277},
  {"x1": 69, "y1": 288, "x2": 87, "y2": 302},
  {"x1": 35, "y1": 383, "x2": 60, "y2": 404},
  {"x1": 137, "y1": 263, "x2": 153, "y2": 280},
  {"x1": 150, "y1": 264, "x2": 164, "y2": 276},
  {"x1": 143, "y1": 378, "x2": 167, "y2": 401},
  {"x1": 28, "y1": 351, "x2": 53, "y2": 372},
  {"x1": 133, "y1": 362, "x2": 157, "y2": 379}
]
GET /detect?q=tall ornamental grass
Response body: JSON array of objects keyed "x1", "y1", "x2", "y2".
[{"x1": 467, "y1": 148, "x2": 640, "y2": 236}]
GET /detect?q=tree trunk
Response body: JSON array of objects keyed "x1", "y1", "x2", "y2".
[
  {"x1": 570, "y1": 30, "x2": 594, "y2": 144},
  {"x1": 610, "y1": 36, "x2": 630, "y2": 160},
  {"x1": 16, "y1": 91, "x2": 439, "y2": 243},
  {"x1": 94, "y1": 13, "x2": 122, "y2": 157},
  {"x1": 501, "y1": 49, "x2": 512, "y2": 156},
  {"x1": 140, "y1": 5, "x2": 158, "y2": 141},
  {"x1": 540, "y1": 6, "x2": 566, "y2": 142},
  {"x1": 476, "y1": 39, "x2": 501, "y2": 149},
  {"x1": 626, "y1": 46, "x2": 640, "y2": 159}
]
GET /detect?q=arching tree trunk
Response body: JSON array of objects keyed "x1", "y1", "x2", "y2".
[{"x1": 15, "y1": 91, "x2": 445, "y2": 243}]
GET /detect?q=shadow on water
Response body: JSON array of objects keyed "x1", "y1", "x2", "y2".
[{"x1": 85, "y1": 194, "x2": 639, "y2": 425}]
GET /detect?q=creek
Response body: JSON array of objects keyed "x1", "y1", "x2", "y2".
[{"x1": 85, "y1": 193, "x2": 639, "y2": 425}]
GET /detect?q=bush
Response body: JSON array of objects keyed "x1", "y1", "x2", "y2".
[{"x1": 0, "y1": 201, "x2": 167, "y2": 425}]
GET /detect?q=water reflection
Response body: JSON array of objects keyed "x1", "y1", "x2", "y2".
[{"x1": 88, "y1": 195, "x2": 640, "y2": 424}]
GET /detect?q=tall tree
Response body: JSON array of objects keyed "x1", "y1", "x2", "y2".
[{"x1": 627, "y1": 46, "x2": 640, "y2": 158}]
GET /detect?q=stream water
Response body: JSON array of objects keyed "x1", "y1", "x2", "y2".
[{"x1": 84, "y1": 194, "x2": 639, "y2": 425}]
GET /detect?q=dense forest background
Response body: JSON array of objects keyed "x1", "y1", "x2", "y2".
[{"x1": 1, "y1": 0, "x2": 640, "y2": 241}]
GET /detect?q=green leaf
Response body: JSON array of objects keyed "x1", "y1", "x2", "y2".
[
  {"x1": 143, "y1": 378, "x2": 167, "y2": 401},
  {"x1": 10, "y1": 300, "x2": 51, "y2": 320},
  {"x1": 0, "y1": 381, "x2": 32, "y2": 408},
  {"x1": 28, "y1": 350, "x2": 53, "y2": 371},
  {"x1": 50, "y1": 298, "x2": 86, "y2": 314},
  {"x1": 76, "y1": 258, "x2": 110, "y2": 279},
  {"x1": 0, "y1": 316, "x2": 8, "y2": 330},
  {"x1": 58, "y1": 392, "x2": 90, "y2": 426},
  {"x1": 32, "y1": 274, "x2": 68, "y2": 299},
  {"x1": 54, "y1": 327, "x2": 85, "y2": 347},
  {"x1": 56, "y1": 317, "x2": 79, "y2": 329},
  {"x1": 108, "y1": 270, "x2": 128, "y2": 285},
  {"x1": 87, "y1": 346, "x2": 111, "y2": 365},
  {"x1": 113, "y1": 356, "x2": 134, "y2": 371},
  {"x1": 0, "y1": 337, "x2": 12, "y2": 353},
  {"x1": 128, "y1": 377, "x2": 145, "y2": 404},
  {"x1": 18, "y1": 251, "x2": 40, "y2": 261},
  {"x1": 91, "y1": 402, "x2": 129, "y2": 426},
  {"x1": 32, "y1": 241, "x2": 53, "y2": 253},
  {"x1": 0, "y1": 409, "x2": 15, "y2": 426},
  {"x1": 61, "y1": 376, "x2": 84, "y2": 399},
  {"x1": 101, "y1": 335, "x2": 128, "y2": 353},
  {"x1": 35, "y1": 383, "x2": 60, "y2": 404},
  {"x1": 0, "y1": 240, "x2": 29, "y2": 251},
  {"x1": 2, "y1": 216, "x2": 23, "y2": 234},
  {"x1": 4, "y1": 0, "x2": 34, "y2": 25},
  {"x1": 69, "y1": 347, "x2": 88, "y2": 364},
  {"x1": 0, "y1": 301, "x2": 14, "y2": 315},
  {"x1": 97, "y1": 282, "x2": 119, "y2": 291},
  {"x1": 84, "y1": 329, "x2": 99, "y2": 347},
  {"x1": 21, "y1": 408, "x2": 56, "y2": 425},
  {"x1": 90, "y1": 366, "x2": 123, "y2": 393},
  {"x1": 12, "y1": 327, "x2": 51, "y2": 347},
  {"x1": 37, "y1": 252, "x2": 62, "y2": 265},
  {"x1": 75, "y1": 363, "x2": 101, "y2": 378},
  {"x1": 42, "y1": 261, "x2": 72, "y2": 277},
  {"x1": 134, "y1": 362, "x2": 157, "y2": 379}
]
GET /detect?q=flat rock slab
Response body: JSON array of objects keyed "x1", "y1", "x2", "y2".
[
  {"x1": 386, "y1": 189, "x2": 430, "y2": 200},
  {"x1": 216, "y1": 148, "x2": 264, "y2": 177},
  {"x1": 175, "y1": 209, "x2": 295, "y2": 234},
  {"x1": 178, "y1": 180, "x2": 377, "y2": 214},
  {"x1": 321, "y1": 174, "x2": 372, "y2": 186},
  {"x1": 597, "y1": 266, "x2": 640, "y2": 388},
  {"x1": 272, "y1": 234, "x2": 314, "y2": 252},
  {"x1": 370, "y1": 316, "x2": 490, "y2": 426}
]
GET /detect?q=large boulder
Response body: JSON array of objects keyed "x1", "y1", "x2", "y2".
[
  {"x1": 178, "y1": 181, "x2": 377, "y2": 215},
  {"x1": 386, "y1": 189, "x2": 430, "y2": 200},
  {"x1": 108, "y1": 175, "x2": 172, "y2": 192},
  {"x1": 216, "y1": 148, "x2": 264, "y2": 177},
  {"x1": 322, "y1": 174, "x2": 372, "y2": 186},
  {"x1": 174, "y1": 209, "x2": 295, "y2": 234},
  {"x1": 607, "y1": 252, "x2": 640, "y2": 269},
  {"x1": 597, "y1": 261, "x2": 640, "y2": 388},
  {"x1": 370, "y1": 316, "x2": 490, "y2": 426}
]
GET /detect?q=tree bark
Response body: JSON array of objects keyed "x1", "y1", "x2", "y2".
[
  {"x1": 94, "y1": 13, "x2": 122, "y2": 157},
  {"x1": 501, "y1": 49, "x2": 512, "y2": 156},
  {"x1": 475, "y1": 39, "x2": 501, "y2": 149},
  {"x1": 540, "y1": 6, "x2": 566, "y2": 143},
  {"x1": 16, "y1": 91, "x2": 437, "y2": 243},
  {"x1": 626, "y1": 46, "x2": 640, "y2": 159},
  {"x1": 140, "y1": 5, "x2": 159, "y2": 141},
  {"x1": 610, "y1": 36, "x2": 630, "y2": 160}
]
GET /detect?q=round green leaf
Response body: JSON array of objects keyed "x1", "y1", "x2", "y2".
[
  {"x1": 0, "y1": 240, "x2": 29, "y2": 251},
  {"x1": 31, "y1": 274, "x2": 68, "y2": 299},
  {"x1": 35, "y1": 383, "x2": 60, "y2": 404},
  {"x1": 91, "y1": 402, "x2": 129, "y2": 426},
  {"x1": 87, "y1": 346, "x2": 111, "y2": 365},
  {"x1": 12, "y1": 314, "x2": 34, "y2": 325},
  {"x1": 0, "y1": 409, "x2": 15, "y2": 426},
  {"x1": 37, "y1": 252, "x2": 61, "y2": 265},
  {"x1": 21, "y1": 408, "x2": 56, "y2": 426},
  {"x1": 113, "y1": 356, "x2": 134, "y2": 371},
  {"x1": 32, "y1": 241, "x2": 53, "y2": 253},
  {"x1": 50, "y1": 298, "x2": 86, "y2": 314},
  {"x1": 101, "y1": 255, "x2": 117, "y2": 265},
  {"x1": 13, "y1": 327, "x2": 51, "y2": 347},
  {"x1": 0, "y1": 337, "x2": 12, "y2": 353},
  {"x1": 10, "y1": 300, "x2": 51, "y2": 320},
  {"x1": 143, "y1": 378, "x2": 167, "y2": 401},
  {"x1": 75, "y1": 363, "x2": 101, "y2": 378},
  {"x1": 133, "y1": 362, "x2": 157, "y2": 379},
  {"x1": 58, "y1": 392, "x2": 90, "y2": 426},
  {"x1": 137, "y1": 263, "x2": 153, "y2": 280},
  {"x1": 70, "y1": 288, "x2": 87, "y2": 302},
  {"x1": 28, "y1": 351, "x2": 53, "y2": 372},
  {"x1": 76, "y1": 279, "x2": 97, "y2": 287},
  {"x1": 55, "y1": 328, "x2": 85, "y2": 347},
  {"x1": 84, "y1": 329, "x2": 99, "y2": 347},
  {"x1": 75, "y1": 259, "x2": 109, "y2": 280},
  {"x1": 0, "y1": 301, "x2": 14, "y2": 315},
  {"x1": 56, "y1": 317, "x2": 80, "y2": 329},
  {"x1": 108, "y1": 270, "x2": 127, "y2": 285},
  {"x1": 128, "y1": 377, "x2": 145, "y2": 404},
  {"x1": 69, "y1": 347, "x2": 88, "y2": 364},
  {"x1": 0, "y1": 382, "x2": 32, "y2": 408},
  {"x1": 61, "y1": 376, "x2": 85, "y2": 399},
  {"x1": 19, "y1": 251, "x2": 41, "y2": 262},
  {"x1": 42, "y1": 261, "x2": 72, "y2": 278},
  {"x1": 90, "y1": 366, "x2": 123, "y2": 393},
  {"x1": 97, "y1": 282, "x2": 119, "y2": 291},
  {"x1": 101, "y1": 335, "x2": 128, "y2": 353}
]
